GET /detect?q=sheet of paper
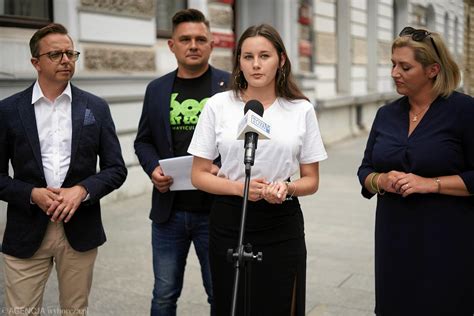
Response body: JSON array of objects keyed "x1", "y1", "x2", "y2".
[{"x1": 158, "y1": 156, "x2": 196, "y2": 191}]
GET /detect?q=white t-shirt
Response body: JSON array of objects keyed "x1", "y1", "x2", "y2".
[{"x1": 188, "y1": 91, "x2": 328, "y2": 183}]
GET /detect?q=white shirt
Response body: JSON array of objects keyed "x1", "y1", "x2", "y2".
[
  {"x1": 32, "y1": 81, "x2": 72, "y2": 188},
  {"x1": 188, "y1": 91, "x2": 328, "y2": 183}
]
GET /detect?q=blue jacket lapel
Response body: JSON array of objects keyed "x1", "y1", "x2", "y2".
[
  {"x1": 160, "y1": 71, "x2": 176, "y2": 150},
  {"x1": 69, "y1": 85, "x2": 86, "y2": 174},
  {"x1": 210, "y1": 66, "x2": 228, "y2": 95},
  {"x1": 17, "y1": 85, "x2": 44, "y2": 177}
]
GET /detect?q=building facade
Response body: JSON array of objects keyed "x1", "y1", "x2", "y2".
[
  {"x1": 0, "y1": 0, "x2": 469, "y2": 201},
  {"x1": 465, "y1": 0, "x2": 474, "y2": 95}
]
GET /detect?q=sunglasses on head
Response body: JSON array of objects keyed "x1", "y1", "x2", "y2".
[{"x1": 399, "y1": 26, "x2": 441, "y2": 59}]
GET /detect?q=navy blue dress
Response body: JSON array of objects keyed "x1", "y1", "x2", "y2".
[{"x1": 358, "y1": 92, "x2": 474, "y2": 316}]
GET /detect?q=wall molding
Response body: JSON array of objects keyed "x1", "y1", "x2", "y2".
[
  {"x1": 84, "y1": 46, "x2": 156, "y2": 72},
  {"x1": 80, "y1": 0, "x2": 155, "y2": 18}
]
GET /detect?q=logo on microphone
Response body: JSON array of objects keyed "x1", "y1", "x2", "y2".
[
  {"x1": 237, "y1": 110, "x2": 271, "y2": 140},
  {"x1": 250, "y1": 115, "x2": 271, "y2": 134}
]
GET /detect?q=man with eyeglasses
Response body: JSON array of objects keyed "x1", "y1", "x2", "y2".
[{"x1": 0, "y1": 23, "x2": 127, "y2": 315}]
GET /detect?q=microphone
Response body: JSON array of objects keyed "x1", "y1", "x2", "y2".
[{"x1": 236, "y1": 100, "x2": 271, "y2": 167}]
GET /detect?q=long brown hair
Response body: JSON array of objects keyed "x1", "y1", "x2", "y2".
[{"x1": 231, "y1": 24, "x2": 308, "y2": 101}]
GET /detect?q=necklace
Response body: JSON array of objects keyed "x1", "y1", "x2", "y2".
[{"x1": 410, "y1": 105, "x2": 430, "y2": 122}]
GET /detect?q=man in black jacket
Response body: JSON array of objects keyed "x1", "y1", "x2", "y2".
[{"x1": 134, "y1": 8, "x2": 229, "y2": 316}]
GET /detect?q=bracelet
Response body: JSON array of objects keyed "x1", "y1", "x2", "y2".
[
  {"x1": 369, "y1": 172, "x2": 379, "y2": 193},
  {"x1": 434, "y1": 177, "x2": 441, "y2": 193},
  {"x1": 375, "y1": 173, "x2": 385, "y2": 195},
  {"x1": 285, "y1": 181, "x2": 296, "y2": 199}
]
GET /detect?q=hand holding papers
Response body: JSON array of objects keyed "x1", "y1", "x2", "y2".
[{"x1": 158, "y1": 156, "x2": 196, "y2": 191}]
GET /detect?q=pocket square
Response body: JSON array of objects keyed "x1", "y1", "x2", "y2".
[{"x1": 84, "y1": 108, "x2": 96, "y2": 126}]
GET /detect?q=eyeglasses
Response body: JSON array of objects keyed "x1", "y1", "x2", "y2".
[
  {"x1": 398, "y1": 27, "x2": 441, "y2": 59},
  {"x1": 36, "y1": 50, "x2": 80, "y2": 62}
]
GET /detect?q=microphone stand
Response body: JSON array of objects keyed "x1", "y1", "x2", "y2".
[{"x1": 227, "y1": 161, "x2": 263, "y2": 316}]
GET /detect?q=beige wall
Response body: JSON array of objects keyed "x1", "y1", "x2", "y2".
[{"x1": 464, "y1": 0, "x2": 474, "y2": 95}]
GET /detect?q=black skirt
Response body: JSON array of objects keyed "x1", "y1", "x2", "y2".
[{"x1": 209, "y1": 195, "x2": 307, "y2": 316}]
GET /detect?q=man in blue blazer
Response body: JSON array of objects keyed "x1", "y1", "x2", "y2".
[
  {"x1": 134, "y1": 9, "x2": 229, "y2": 316},
  {"x1": 0, "y1": 23, "x2": 127, "y2": 315}
]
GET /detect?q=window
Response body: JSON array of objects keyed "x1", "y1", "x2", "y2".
[
  {"x1": 156, "y1": 0, "x2": 187, "y2": 38},
  {"x1": 0, "y1": 0, "x2": 52, "y2": 28},
  {"x1": 454, "y1": 17, "x2": 459, "y2": 58},
  {"x1": 444, "y1": 12, "x2": 449, "y2": 41}
]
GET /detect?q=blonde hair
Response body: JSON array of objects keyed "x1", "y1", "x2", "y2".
[{"x1": 392, "y1": 30, "x2": 460, "y2": 98}]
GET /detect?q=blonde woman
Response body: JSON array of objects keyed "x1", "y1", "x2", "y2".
[{"x1": 358, "y1": 27, "x2": 474, "y2": 315}]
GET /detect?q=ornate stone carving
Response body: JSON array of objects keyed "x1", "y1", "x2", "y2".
[
  {"x1": 84, "y1": 47, "x2": 156, "y2": 72},
  {"x1": 378, "y1": 41, "x2": 392, "y2": 65},
  {"x1": 315, "y1": 33, "x2": 336, "y2": 64},
  {"x1": 352, "y1": 38, "x2": 367, "y2": 64},
  {"x1": 210, "y1": 55, "x2": 232, "y2": 72},
  {"x1": 299, "y1": 25, "x2": 311, "y2": 41},
  {"x1": 80, "y1": 0, "x2": 154, "y2": 18},
  {"x1": 209, "y1": 6, "x2": 233, "y2": 28},
  {"x1": 299, "y1": 56, "x2": 311, "y2": 72}
]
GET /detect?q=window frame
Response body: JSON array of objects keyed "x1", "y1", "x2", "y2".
[
  {"x1": 0, "y1": 0, "x2": 53, "y2": 29},
  {"x1": 155, "y1": 0, "x2": 187, "y2": 38}
]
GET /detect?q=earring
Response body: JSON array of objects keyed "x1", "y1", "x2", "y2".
[
  {"x1": 278, "y1": 68, "x2": 286, "y2": 87},
  {"x1": 236, "y1": 71, "x2": 248, "y2": 89},
  {"x1": 234, "y1": 73, "x2": 240, "y2": 84}
]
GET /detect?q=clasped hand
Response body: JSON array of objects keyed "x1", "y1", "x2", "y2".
[
  {"x1": 380, "y1": 171, "x2": 436, "y2": 197},
  {"x1": 31, "y1": 186, "x2": 88, "y2": 223},
  {"x1": 248, "y1": 178, "x2": 288, "y2": 204}
]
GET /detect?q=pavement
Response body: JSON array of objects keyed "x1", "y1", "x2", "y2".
[{"x1": 0, "y1": 134, "x2": 377, "y2": 316}]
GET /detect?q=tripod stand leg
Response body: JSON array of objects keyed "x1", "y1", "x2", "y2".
[
  {"x1": 244, "y1": 258, "x2": 252, "y2": 316},
  {"x1": 244, "y1": 243, "x2": 253, "y2": 316}
]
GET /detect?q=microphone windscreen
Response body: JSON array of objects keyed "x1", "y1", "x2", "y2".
[{"x1": 244, "y1": 100, "x2": 264, "y2": 116}]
